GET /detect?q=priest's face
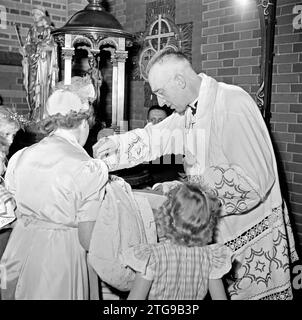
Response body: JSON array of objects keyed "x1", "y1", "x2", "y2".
[{"x1": 148, "y1": 63, "x2": 188, "y2": 114}]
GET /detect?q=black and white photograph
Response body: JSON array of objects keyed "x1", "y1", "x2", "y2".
[{"x1": 0, "y1": 0, "x2": 301, "y2": 309}]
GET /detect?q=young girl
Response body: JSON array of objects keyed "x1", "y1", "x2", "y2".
[
  {"x1": 0, "y1": 106, "x2": 21, "y2": 259},
  {"x1": 120, "y1": 182, "x2": 232, "y2": 300}
]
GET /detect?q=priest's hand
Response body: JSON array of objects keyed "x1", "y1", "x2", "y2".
[{"x1": 93, "y1": 136, "x2": 118, "y2": 160}]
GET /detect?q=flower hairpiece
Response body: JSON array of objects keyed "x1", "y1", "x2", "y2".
[
  {"x1": 11, "y1": 112, "x2": 28, "y2": 124},
  {"x1": 0, "y1": 112, "x2": 31, "y2": 130}
]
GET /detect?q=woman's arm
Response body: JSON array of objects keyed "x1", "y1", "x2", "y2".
[
  {"x1": 78, "y1": 221, "x2": 95, "y2": 251},
  {"x1": 127, "y1": 272, "x2": 152, "y2": 300},
  {"x1": 76, "y1": 159, "x2": 108, "y2": 251},
  {"x1": 209, "y1": 279, "x2": 227, "y2": 300}
]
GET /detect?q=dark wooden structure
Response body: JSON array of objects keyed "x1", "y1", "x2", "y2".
[{"x1": 256, "y1": 0, "x2": 277, "y2": 128}]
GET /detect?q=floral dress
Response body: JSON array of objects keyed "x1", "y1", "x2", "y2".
[{"x1": 120, "y1": 241, "x2": 232, "y2": 300}]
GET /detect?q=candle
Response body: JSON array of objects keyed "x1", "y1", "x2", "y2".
[{"x1": 64, "y1": 34, "x2": 72, "y2": 85}]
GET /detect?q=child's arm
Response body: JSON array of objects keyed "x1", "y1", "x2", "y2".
[
  {"x1": 127, "y1": 272, "x2": 152, "y2": 300},
  {"x1": 209, "y1": 279, "x2": 227, "y2": 300}
]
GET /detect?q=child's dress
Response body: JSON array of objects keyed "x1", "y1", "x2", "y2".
[{"x1": 120, "y1": 241, "x2": 232, "y2": 300}]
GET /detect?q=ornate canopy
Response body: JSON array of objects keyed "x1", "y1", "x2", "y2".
[{"x1": 51, "y1": 0, "x2": 134, "y2": 133}]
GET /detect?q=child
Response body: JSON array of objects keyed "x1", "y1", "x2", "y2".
[
  {"x1": 0, "y1": 106, "x2": 20, "y2": 259},
  {"x1": 120, "y1": 182, "x2": 232, "y2": 300}
]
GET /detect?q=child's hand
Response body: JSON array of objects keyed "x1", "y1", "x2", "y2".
[
  {"x1": 152, "y1": 183, "x2": 164, "y2": 194},
  {"x1": 153, "y1": 181, "x2": 183, "y2": 195}
]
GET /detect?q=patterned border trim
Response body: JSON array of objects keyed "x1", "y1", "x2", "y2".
[
  {"x1": 260, "y1": 287, "x2": 293, "y2": 300},
  {"x1": 225, "y1": 215, "x2": 270, "y2": 252},
  {"x1": 225, "y1": 205, "x2": 282, "y2": 251},
  {"x1": 224, "y1": 206, "x2": 283, "y2": 252},
  {"x1": 126, "y1": 133, "x2": 149, "y2": 165}
]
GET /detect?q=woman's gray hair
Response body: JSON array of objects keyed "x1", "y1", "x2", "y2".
[{"x1": 38, "y1": 104, "x2": 95, "y2": 135}]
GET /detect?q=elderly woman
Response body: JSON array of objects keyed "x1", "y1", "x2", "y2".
[{"x1": 0, "y1": 84, "x2": 108, "y2": 300}]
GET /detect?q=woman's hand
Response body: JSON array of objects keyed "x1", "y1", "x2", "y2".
[
  {"x1": 209, "y1": 278, "x2": 228, "y2": 300},
  {"x1": 93, "y1": 137, "x2": 117, "y2": 160},
  {"x1": 78, "y1": 221, "x2": 95, "y2": 251},
  {"x1": 127, "y1": 273, "x2": 152, "y2": 300}
]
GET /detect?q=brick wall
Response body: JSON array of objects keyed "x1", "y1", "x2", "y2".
[
  {"x1": 67, "y1": 0, "x2": 87, "y2": 16},
  {"x1": 272, "y1": 0, "x2": 302, "y2": 252},
  {"x1": 0, "y1": 64, "x2": 27, "y2": 112},
  {"x1": 0, "y1": 0, "x2": 68, "y2": 112},
  {"x1": 0, "y1": 0, "x2": 67, "y2": 53},
  {"x1": 201, "y1": 0, "x2": 261, "y2": 95},
  {"x1": 175, "y1": 0, "x2": 202, "y2": 72},
  {"x1": 110, "y1": 0, "x2": 126, "y2": 26}
]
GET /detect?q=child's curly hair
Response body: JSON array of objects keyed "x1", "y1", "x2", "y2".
[{"x1": 155, "y1": 182, "x2": 222, "y2": 247}]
